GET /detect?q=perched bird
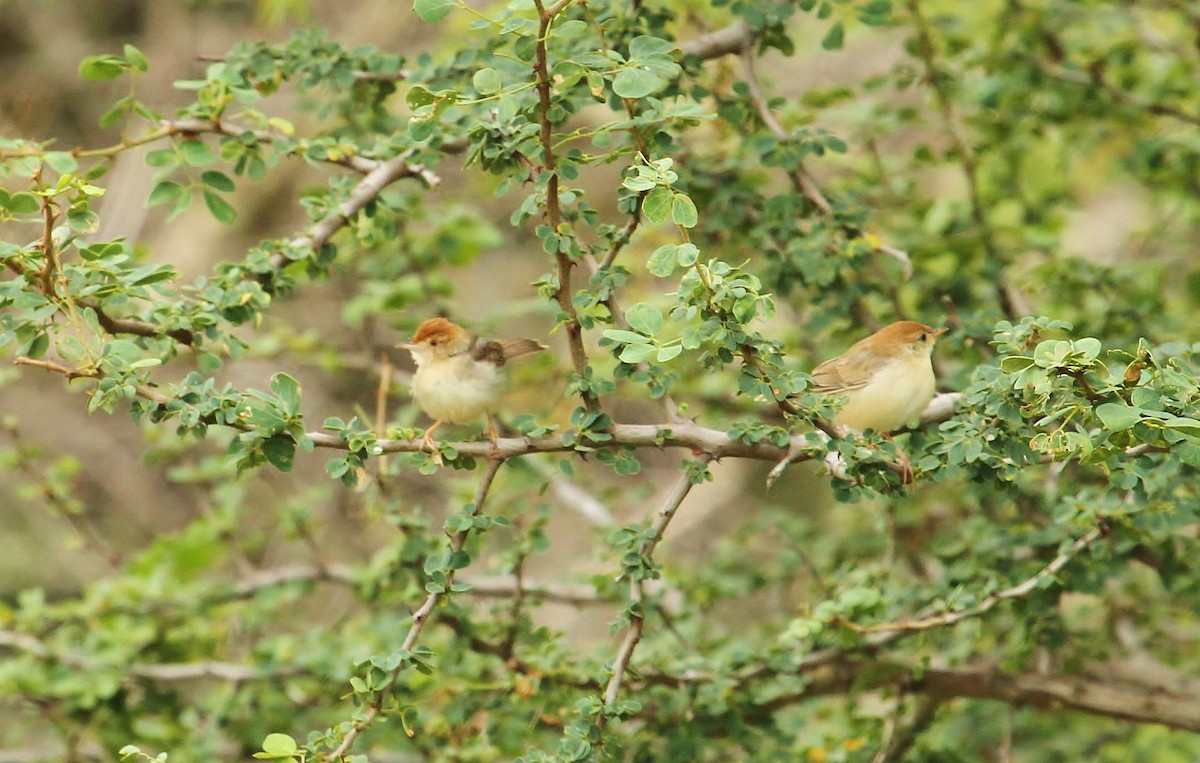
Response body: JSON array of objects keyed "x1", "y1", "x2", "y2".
[
  {"x1": 397, "y1": 318, "x2": 546, "y2": 450},
  {"x1": 811, "y1": 320, "x2": 947, "y2": 433}
]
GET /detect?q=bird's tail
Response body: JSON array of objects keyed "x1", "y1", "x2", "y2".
[{"x1": 498, "y1": 338, "x2": 547, "y2": 360}]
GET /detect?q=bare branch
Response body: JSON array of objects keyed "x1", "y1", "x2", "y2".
[
  {"x1": 0, "y1": 630, "x2": 294, "y2": 685},
  {"x1": 679, "y1": 20, "x2": 753, "y2": 59}
]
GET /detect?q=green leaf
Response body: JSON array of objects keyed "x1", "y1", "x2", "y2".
[
  {"x1": 178, "y1": 139, "x2": 215, "y2": 166},
  {"x1": 122, "y1": 44, "x2": 149, "y2": 72},
  {"x1": 99, "y1": 99, "x2": 130, "y2": 129},
  {"x1": 656, "y1": 344, "x2": 683, "y2": 362},
  {"x1": 43, "y1": 152, "x2": 78, "y2": 174},
  {"x1": 271, "y1": 372, "x2": 302, "y2": 415},
  {"x1": 1095, "y1": 402, "x2": 1143, "y2": 431},
  {"x1": 624, "y1": 302, "x2": 663, "y2": 335},
  {"x1": 27, "y1": 333, "x2": 49, "y2": 360},
  {"x1": 262, "y1": 436, "x2": 296, "y2": 472},
  {"x1": 603, "y1": 329, "x2": 651, "y2": 344},
  {"x1": 146, "y1": 181, "x2": 182, "y2": 209},
  {"x1": 406, "y1": 85, "x2": 435, "y2": 108},
  {"x1": 472, "y1": 67, "x2": 502, "y2": 95},
  {"x1": 7, "y1": 193, "x2": 40, "y2": 215},
  {"x1": 613, "y1": 68, "x2": 664, "y2": 99},
  {"x1": 144, "y1": 148, "x2": 178, "y2": 168},
  {"x1": 671, "y1": 193, "x2": 698, "y2": 227},
  {"x1": 642, "y1": 186, "x2": 673, "y2": 224},
  {"x1": 1164, "y1": 417, "x2": 1200, "y2": 437},
  {"x1": 676, "y1": 242, "x2": 699, "y2": 267},
  {"x1": 629, "y1": 35, "x2": 676, "y2": 59},
  {"x1": 618, "y1": 343, "x2": 658, "y2": 364},
  {"x1": 1073, "y1": 337, "x2": 1102, "y2": 359},
  {"x1": 79, "y1": 55, "x2": 127, "y2": 81},
  {"x1": 200, "y1": 170, "x2": 235, "y2": 192},
  {"x1": 257, "y1": 732, "x2": 299, "y2": 758},
  {"x1": 413, "y1": 0, "x2": 455, "y2": 23},
  {"x1": 999, "y1": 356, "x2": 1035, "y2": 373},
  {"x1": 202, "y1": 190, "x2": 237, "y2": 224},
  {"x1": 821, "y1": 21, "x2": 845, "y2": 50},
  {"x1": 647, "y1": 244, "x2": 679, "y2": 277}
]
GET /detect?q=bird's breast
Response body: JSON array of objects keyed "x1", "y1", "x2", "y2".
[
  {"x1": 412, "y1": 355, "x2": 503, "y2": 423},
  {"x1": 834, "y1": 357, "x2": 935, "y2": 433}
]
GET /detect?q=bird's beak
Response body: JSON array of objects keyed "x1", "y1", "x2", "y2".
[
  {"x1": 932, "y1": 327, "x2": 949, "y2": 339},
  {"x1": 395, "y1": 342, "x2": 418, "y2": 351}
]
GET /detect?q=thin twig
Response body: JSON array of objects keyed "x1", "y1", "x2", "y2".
[
  {"x1": 268, "y1": 152, "x2": 439, "y2": 279},
  {"x1": 322, "y1": 458, "x2": 505, "y2": 762},
  {"x1": 36, "y1": 195, "x2": 57, "y2": 297},
  {"x1": 843, "y1": 524, "x2": 1105, "y2": 634},
  {"x1": 740, "y1": 48, "x2": 912, "y2": 278},
  {"x1": 601, "y1": 456, "x2": 711, "y2": 718}
]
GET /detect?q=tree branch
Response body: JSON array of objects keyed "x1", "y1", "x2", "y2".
[
  {"x1": 679, "y1": 20, "x2": 754, "y2": 59},
  {"x1": 268, "y1": 151, "x2": 439, "y2": 277},
  {"x1": 843, "y1": 524, "x2": 1105, "y2": 634},
  {"x1": 532, "y1": 0, "x2": 596, "y2": 413},
  {"x1": 11, "y1": 356, "x2": 961, "y2": 473},
  {"x1": 754, "y1": 657, "x2": 1200, "y2": 733}
]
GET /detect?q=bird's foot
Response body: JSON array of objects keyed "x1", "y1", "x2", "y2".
[
  {"x1": 484, "y1": 416, "x2": 501, "y2": 451},
  {"x1": 882, "y1": 433, "x2": 914, "y2": 485},
  {"x1": 420, "y1": 423, "x2": 444, "y2": 465}
]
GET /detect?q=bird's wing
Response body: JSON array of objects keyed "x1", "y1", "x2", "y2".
[
  {"x1": 810, "y1": 345, "x2": 877, "y2": 393},
  {"x1": 495, "y1": 337, "x2": 547, "y2": 361},
  {"x1": 470, "y1": 338, "x2": 508, "y2": 367}
]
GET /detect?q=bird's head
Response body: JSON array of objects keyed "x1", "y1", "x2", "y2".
[
  {"x1": 397, "y1": 318, "x2": 471, "y2": 364},
  {"x1": 868, "y1": 321, "x2": 948, "y2": 359}
]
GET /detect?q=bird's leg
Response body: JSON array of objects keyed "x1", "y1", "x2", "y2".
[
  {"x1": 420, "y1": 420, "x2": 444, "y2": 453},
  {"x1": 883, "y1": 433, "x2": 914, "y2": 485},
  {"x1": 484, "y1": 414, "x2": 500, "y2": 448}
]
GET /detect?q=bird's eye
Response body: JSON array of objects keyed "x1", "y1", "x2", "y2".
[{"x1": 919, "y1": 332, "x2": 928, "y2": 342}]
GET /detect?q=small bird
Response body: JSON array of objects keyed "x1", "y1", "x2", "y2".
[
  {"x1": 396, "y1": 318, "x2": 546, "y2": 451},
  {"x1": 811, "y1": 320, "x2": 947, "y2": 433}
]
